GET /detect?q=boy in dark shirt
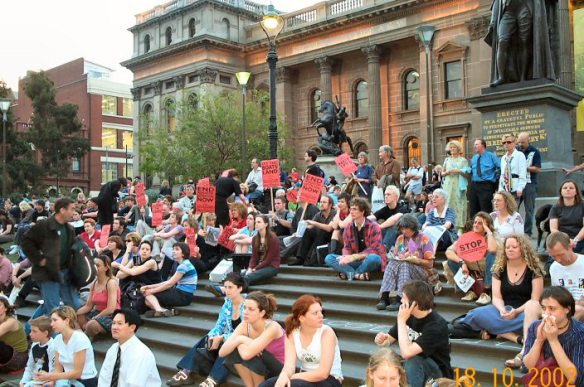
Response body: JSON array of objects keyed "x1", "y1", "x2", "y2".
[{"x1": 375, "y1": 280, "x2": 452, "y2": 387}]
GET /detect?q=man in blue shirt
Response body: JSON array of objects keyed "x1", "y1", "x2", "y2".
[
  {"x1": 517, "y1": 132, "x2": 541, "y2": 237},
  {"x1": 468, "y1": 138, "x2": 500, "y2": 217}
]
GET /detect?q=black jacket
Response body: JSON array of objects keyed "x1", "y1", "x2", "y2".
[
  {"x1": 21, "y1": 216, "x2": 75, "y2": 282},
  {"x1": 97, "y1": 180, "x2": 122, "y2": 225}
]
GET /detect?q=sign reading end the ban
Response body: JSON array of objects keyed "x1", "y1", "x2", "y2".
[
  {"x1": 261, "y1": 159, "x2": 280, "y2": 189},
  {"x1": 196, "y1": 185, "x2": 216, "y2": 213},
  {"x1": 455, "y1": 232, "x2": 487, "y2": 262}
]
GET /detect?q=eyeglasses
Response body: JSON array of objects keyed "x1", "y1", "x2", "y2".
[
  {"x1": 125, "y1": 240, "x2": 133, "y2": 243},
  {"x1": 502, "y1": 141, "x2": 513, "y2": 145}
]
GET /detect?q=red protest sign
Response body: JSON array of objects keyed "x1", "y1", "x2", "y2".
[
  {"x1": 135, "y1": 182, "x2": 147, "y2": 207},
  {"x1": 455, "y1": 232, "x2": 487, "y2": 262},
  {"x1": 198, "y1": 178, "x2": 210, "y2": 187},
  {"x1": 261, "y1": 159, "x2": 281, "y2": 189},
  {"x1": 335, "y1": 153, "x2": 358, "y2": 177},
  {"x1": 151, "y1": 202, "x2": 164, "y2": 226},
  {"x1": 99, "y1": 224, "x2": 111, "y2": 248},
  {"x1": 196, "y1": 185, "x2": 216, "y2": 213},
  {"x1": 286, "y1": 189, "x2": 298, "y2": 203},
  {"x1": 299, "y1": 174, "x2": 324, "y2": 205},
  {"x1": 185, "y1": 227, "x2": 197, "y2": 256},
  {"x1": 218, "y1": 226, "x2": 237, "y2": 251}
]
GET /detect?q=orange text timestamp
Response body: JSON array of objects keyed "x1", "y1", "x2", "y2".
[{"x1": 453, "y1": 366, "x2": 578, "y2": 386}]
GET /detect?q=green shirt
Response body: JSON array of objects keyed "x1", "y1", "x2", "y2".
[{"x1": 58, "y1": 223, "x2": 68, "y2": 269}]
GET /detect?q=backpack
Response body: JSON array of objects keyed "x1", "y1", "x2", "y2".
[
  {"x1": 69, "y1": 237, "x2": 97, "y2": 288},
  {"x1": 121, "y1": 282, "x2": 147, "y2": 314}
]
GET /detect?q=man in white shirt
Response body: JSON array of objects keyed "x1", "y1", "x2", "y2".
[
  {"x1": 498, "y1": 134, "x2": 527, "y2": 199},
  {"x1": 98, "y1": 309, "x2": 161, "y2": 387},
  {"x1": 178, "y1": 185, "x2": 195, "y2": 212},
  {"x1": 245, "y1": 158, "x2": 264, "y2": 201},
  {"x1": 405, "y1": 158, "x2": 425, "y2": 198},
  {"x1": 546, "y1": 232, "x2": 584, "y2": 321}
]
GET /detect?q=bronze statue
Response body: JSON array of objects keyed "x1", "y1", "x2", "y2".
[
  {"x1": 485, "y1": 0, "x2": 557, "y2": 87},
  {"x1": 312, "y1": 98, "x2": 354, "y2": 156}
]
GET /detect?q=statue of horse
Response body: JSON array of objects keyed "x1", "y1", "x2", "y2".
[{"x1": 311, "y1": 99, "x2": 354, "y2": 156}]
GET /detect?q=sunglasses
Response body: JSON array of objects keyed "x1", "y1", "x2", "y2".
[{"x1": 502, "y1": 141, "x2": 514, "y2": 145}]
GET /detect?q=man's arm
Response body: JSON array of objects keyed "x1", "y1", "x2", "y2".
[{"x1": 21, "y1": 223, "x2": 44, "y2": 265}]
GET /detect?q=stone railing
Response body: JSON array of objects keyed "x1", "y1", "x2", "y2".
[{"x1": 329, "y1": 0, "x2": 364, "y2": 15}]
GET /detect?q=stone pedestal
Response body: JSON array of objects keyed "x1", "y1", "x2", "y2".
[{"x1": 468, "y1": 80, "x2": 581, "y2": 197}]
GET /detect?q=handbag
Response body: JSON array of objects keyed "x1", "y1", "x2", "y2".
[
  {"x1": 69, "y1": 237, "x2": 97, "y2": 288},
  {"x1": 195, "y1": 336, "x2": 220, "y2": 376},
  {"x1": 520, "y1": 347, "x2": 572, "y2": 386},
  {"x1": 121, "y1": 282, "x2": 147, "y2": 315},
  {"x1": 470, "y1": 270, "x2": 485, "y2": 296}
]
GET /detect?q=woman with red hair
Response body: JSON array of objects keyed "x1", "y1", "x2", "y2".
[{"x1": 260, "y1": 295, "x2": 343, "y2": 387}]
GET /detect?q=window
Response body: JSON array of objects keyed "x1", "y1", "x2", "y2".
[
  {"x1": 123, "y1": 131, "x2": 134, "y2": 151},
  {"x1": 102, "y1": 128, "x2": 117, "y2": 149},
  {"x1": 445, "y1": 61, "x2": 462, "y2": 99},
  {"x1": 143, "y1": 104, "x2": 153, "y2": 134},
  {"x1": 189, "y1": 18, "x2": 196, "y2": 38},
  {"x1": 72, "y1": 158, "x2": 80, "y2": 173},
  {"x1": 122, "y1": 98, "x2": 133, "y2": 117},
  {"x1": 404, "y1": 70, "x2": 420, "y2": 110},
  {"x1": 165, "y1": 81, "x2": 175, "y2": 90},
  {"x1": 405, "y1": 137, "x2": 421, "y2": 168},
  {"x1": 165, "y1": 27, "x2": 172, "y2": 46},
  {"x1": 144, "y1": 34, "x2": 150, "y2": 53},
  {"x1": 222, "y1": 18, "x2": 230, "y2": 40},
  {"x1": 310, "y1": 89, "x2": 321, "y2": 123},
  {"x1": 102, "y1": 95, "x2": 117, "y2": 115},
  {"x1": 219, "y1": 75, "x2": 231, "y2": 85},
  {"x1": 355, "y1": 80, "x2": 368, "y2": 118},
  {"x1": 164, "y1": 98, "x2": 176, "y2": 131},
  {"x1": 188, "y1": 75, "x2": 199, "y2": 84},
  {"x1": 188, "y1": 93, "x2": 199, "y2": 110},
  {"x1": 102, "y1": 162, "x2": 118, "y2": 184}
]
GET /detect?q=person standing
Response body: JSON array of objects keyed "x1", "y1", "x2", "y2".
[
  {"x1": 353, "y1": 152, "x2": 375, "y2": 199},
  {"x1": 21, "y1": 198, "x2": 83, "y2": 317},
  {"x1": 441, "y1": 141, "x2": 470, "y2": 231},
  {"x1": 98, "y1": 309, "x2": 161, "y2": 386},
  {"x1": 215, "y1": 170, "x2": 248, "y2": 227},
  {"x1": 468, "y1": 139, "x2": 500, "y2": 218},
  {"x1": 517, "y1": 132, "x2": 541, "y2": 237},
  {"x1": 498, "y1": 134, "x2": 527, "y2": 201},
  {"x1": 374, "y1": 145, "x2": 401, "y2": 191},
  {"x1": 404, "y1": 158, "x2": 425, "y2": 200},
  {"x1": 246, "y1": 158, "x2": 264, "y2": 202},
  {"x1": 304, "y1": 150, "x2": 325, "y2": 179},
  {"x1": 97, "y1": 177, "x2": 128, "y2": 227}
]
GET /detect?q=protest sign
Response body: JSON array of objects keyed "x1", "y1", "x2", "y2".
[
  {"x1": 261, "y1": 159, "x2": 281, "y2": 189},
  {"x1": 99, "y1": 224, "x2": 111, "y2": 249},
  {"x1": 185, "y1": 227, "x2": 197, "y2": 256},
  {"x1": 135, "y1": 182, "x2": 147, "y2": 207},
  {"x1": 218, "y1": 226, "x2": 237, "y2": 251},
  {"x1": 151, "y1": 202, "x2": 164, "y2": 226},
  {"x1": 198, "y1": 177, "x2": 210, "y2": 187},
  {"x1": 455, "y1": 232, "x2": 487, "y2": 263},
  {"x1": 298, "y1": 175, "x2": 324, "y2": 205},
  {"x1": 286, "y1": 189, "x2": 298, "y2": 203},
  {"x1": 335, "y1": 153, "x2": 358, "y2": 177},
  {"x1": 196, "y1": 185, "x2": 216, "y2": 213}
]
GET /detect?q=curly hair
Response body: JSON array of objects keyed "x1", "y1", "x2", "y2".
[
  {"x1": 491, "y1": 235, "x2": 542, "y2": 276},
  {"x1": 494, "y1": 191, "x2": 518, "y2": 214}
]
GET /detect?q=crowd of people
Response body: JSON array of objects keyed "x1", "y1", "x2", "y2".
[{"x1": 0, "y1": 130, "x2": 583, "y2": 386}]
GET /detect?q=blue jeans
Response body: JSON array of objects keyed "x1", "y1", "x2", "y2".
[
  {"x1": 245, "y1": 266, "x2": 278, "y2": 286},
  {"x1": 382, "y1": 227, "x2": 398, "y2": 251},
  {"x1": 403, "y1": 355, "x2": 443, "y2": 387},
  {"x1": 518, "y1": 183, "x2": 536, "y2": 235},
  {"x1": 176, "y1": 336, "x2": 229, "y2": 383},
  {"x1": 34, "y1": 269, "x2": 83, "y2": 317},
  {"x1": 325, "y1": 253, "x2": 381, "y2": 276},
  {"x1": 447, "y1": 252, "x2": 496, "y2": 288}
]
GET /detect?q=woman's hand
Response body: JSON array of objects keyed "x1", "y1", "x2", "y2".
[
  {"x1": 374, "y1": 332, "x2": 390, "y2": 345},
  {"x1": 209, "y1": 335, "x2": 223, "y2": 350},
  {"x1": 500, "y1": 308, "x2": 518, "y2": 321},
  {"x1": 461, "y1": 262, "x2": 469, "y2": 275},
  {"x1": 535, "y1": 320, "x2": 548, "y2": 343},
  {"x1": 543, "y1": 316, "x2": 559, "y2": 341},
  {"x1": 274, "y1": 373, "x2": 291, "y2": 387}
]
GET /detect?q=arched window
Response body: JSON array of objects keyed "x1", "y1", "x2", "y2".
[
  {"x1": 188, "y1": 93, "x2": 199, "y2": 110},
  {"x1": 142, "y1": 103, "x2": 153, "y2": 134},
  {"x1": 310, "y1": 89, "x2": 321, "y2": 123},
  {"x1": 222, "y1": 18, "x2": 230, "y2": 40},
  {"x1": 404, "y1": 137, "x2": 421, "y2": 168},
  {"x1": 163, "y1": 98, "x2": 176, "y2": 131},
  {"x1": 144, "y1": 34, "x2": 150, "y2": 53},
  {"x1": 188, "y1": 18, "x2": 196, "y2": 38},
  {"x1": 165, "y1": 27, "x2": 172, "y2": 46},
  {"x1": 355, "y1": 80, "x2": 368, "y2": 118},
  {"x1": 404, "y1": 70, "x2": 420, "y2": 110}
]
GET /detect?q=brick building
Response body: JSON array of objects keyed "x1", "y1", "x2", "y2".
[
  {"x1": 122, "y1": 0, "x2": 583, "y2": 173},
  {"x1": 14, "y1": 58, "x2": 134, "y2": 196}
]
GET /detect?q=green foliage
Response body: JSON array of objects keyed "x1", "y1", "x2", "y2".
[
  {"x1": 24, "y1": 72, "x2": 90, "y2": 185},
  {"x1": 139, "y1": 90, "x2": 292, "y2": 179}
]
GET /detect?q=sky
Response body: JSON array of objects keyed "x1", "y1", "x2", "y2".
[{"x1": 1, "y1": 0, "x2": 321, "y2": 91}]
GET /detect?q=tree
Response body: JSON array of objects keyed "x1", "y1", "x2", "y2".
[
  {"x1": 0, "y1": 81, "x2": 39, "y2": 194},
  {"x1": 24, "y1": 72, "x2": 90, "y2": 191},
  {"x1": 139, "y1": 90, "x2": 291, "y2": 180}
]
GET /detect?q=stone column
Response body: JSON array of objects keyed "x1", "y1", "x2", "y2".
[
  {"x1": 276, "y1": 67, "x2": 296, "y2": 160},
  {"x1": 315, "y1": 56, "x2": 334, "y2": 102},
  {"x1": 362, "y1": 45, "x2": 383, "y2": 164},
  {"x1": 556, "y1": 0, "x2": 572, "y2": 88},
  {"x1": 130, "y1": 87, "x2": 141, "y2": 178}
]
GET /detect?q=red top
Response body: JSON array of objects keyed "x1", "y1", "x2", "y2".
[
  {"x1": 92, "y1": 279, "x2": 121, "y2": 311},
  {"x1": 81, "y1": 231, "x2": 101, "y2": 249}
]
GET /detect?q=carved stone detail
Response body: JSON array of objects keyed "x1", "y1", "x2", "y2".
[
  {"x1": 197, "y1": 68, "x2": 218, "y2": 84},
  {"x1": 152, "y1": 81, "x2": 162, "y2": 96},
  {"x1": 361, "y1": 45, "x2": 382, "y2": 63},
  {"x1": 130, "y1": 87, "x2": 141, "y2": 101},
  {"x1": 174, "y1": 76, "x2": 185, "y2": 89},
  {"x1": 276, "y1": 67, "x2": 289, "y2": 83},
  {"x1": 466, "y1": 15, "x2": 490, "y2": 41},
  {"x1": 314, "y1": 56, "x2": 336, "y2": 72}
]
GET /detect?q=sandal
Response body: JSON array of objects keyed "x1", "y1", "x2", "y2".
[
  {"x1": 505, "y1": 352, "x2": 523, "y2": 369},
  {"x1": 516, "y1": 335, "x2": 524, "y2": 345},
  {"x1": 338, "y1": 272, "x2": 348, "y2": 280},
  {"x1": 355, "y1": 272, "x2": 370, "y2": 281},
  {"x1": 480, "y1": 330, "x2": 491, "y2": 340}
]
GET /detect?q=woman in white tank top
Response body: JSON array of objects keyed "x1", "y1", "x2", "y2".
[{"x1": 260, "y1": 295, "x2": 343, "y2": 387}]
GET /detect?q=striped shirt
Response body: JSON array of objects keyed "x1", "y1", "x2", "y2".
[{"x1": 176, "y1": 260, "x2": 197, "y2": 294}]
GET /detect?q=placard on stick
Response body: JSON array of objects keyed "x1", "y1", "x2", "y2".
[
  {"x1": 99, "y1": 224, "x2": 111, "y2": 249},
  {"x1": 135, "y1": 182, "x2": 147, "y2": 207},
  {"x1": 218, "y1": 226, "x2": 237, "y2": 251},
  {"x1": 196, "y1": 185, "x2": 216, "y2": 213},
  {"x1": 198, "y1": 178, "x2": 210, "y2": 187},
  {"x1": 298, "y1": 174, "x2": 324, "y2": 205},
  {"x1": 261, "y1": 159, "x2": 281, "y2": 189},
  {"x1": 335, "y1": 153, "x2": 358, "y2": 177},
  {"x1": 455, "y1": 232, "x2": 487, "y2": 262},
  {"x1": 185, "y1": 227, "x2": 197, "y2": 256},
  {"x1": 286, "y1": 189, "x2": 298, "y2": 203},
  {"x1": 151, "y1": 202, "x2": 164, "y2": 226}
]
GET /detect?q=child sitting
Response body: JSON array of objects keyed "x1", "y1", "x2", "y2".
[{"x1": 20, "y1": 316, "x2": 55, "y2": 387}]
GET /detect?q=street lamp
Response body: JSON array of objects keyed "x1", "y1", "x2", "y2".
[
  {"x1": 236, "y1": 71, "x2": 251, "y2": 175},
  {"x1": 259, "y1": 4, "x2": 284, "y2": 160},
  {"x1": 0, "y1": 99, "x2": 11, "y2": 200},
  {"x1": 417, "y1": 25, "x2": 436, "y2": 163}
]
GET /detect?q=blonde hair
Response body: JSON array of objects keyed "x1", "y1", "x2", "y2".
[
  {"x1": 491, "y1": 235, "x2": 542, "y2": 276},
  {"x1": 365, "y1": 348, "x2": 407, "y2": 387},
  {"x1": 51, "y1": 306, "x2": 79, "y2": 329},
  {"x1": 495, "y1": 190, "x2": 517, "y2": 214},
  {"x1": 446, "y1": 140, "x2": 463, "y2": 155}
]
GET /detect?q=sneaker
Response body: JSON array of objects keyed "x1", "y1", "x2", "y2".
[
  {"x1": 205, "y1": 284, "x2": 225, "y2": 298},
  {"x1": 476, "y1": 293, "x2": 492, "y2": 305},
  {"x1": 433, "y1": 281, "x2": 443, "y2": 295},
  {"x1": 386, "y1": 301, "x2": 401, "y2": 312},
  {"x1": 8, "y1": 245, "x2": 19, "y2": 255},
  {"x1": 167, "y1": 370, "x2": 195, "y2": 386},
  {"x1": 461, "y1": 291, "x2": 478, "y2": 302},
  {"x1": 375, "y1": 299, "x2": 388, "y2": 310},
  {"x1": 442, "y1": 260, "x2": 455, "y2": 286}
]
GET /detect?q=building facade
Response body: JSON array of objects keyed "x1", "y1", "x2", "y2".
[
  {"x1": 123, "y1": 0, "x2": 582, "y2": 173},
  {"x1": 14, "y1": 58, "x2": 134, "y2": 196}
]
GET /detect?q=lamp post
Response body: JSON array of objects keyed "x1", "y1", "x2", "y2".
[
  {"x1": 417, "y1": 25, "x2": 436, "y2": 163},
  {"x1": 0, "y1": 99, "x2": 11, "y2": 200},
  {"x1": 260, "y1": 4, "x2": 284, "y2": 160},
  {"x1": 236, "y1": 71, "x2": 251, "y2": 175}
]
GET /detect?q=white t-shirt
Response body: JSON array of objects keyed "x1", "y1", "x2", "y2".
[
  {"x1": 53, "y1": 331, "x2": 97, "y2": 380},
  {"x1": 550, "y1": 254, "x2": 584, "y2": 302}
]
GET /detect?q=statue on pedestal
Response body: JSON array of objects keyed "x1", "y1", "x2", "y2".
[
  {"x1": 485, "y1": 0, "x2": 557, "y2": 87},
  {"x1": 312, "y1": 98, "x2": 354, "y2": 156}
]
